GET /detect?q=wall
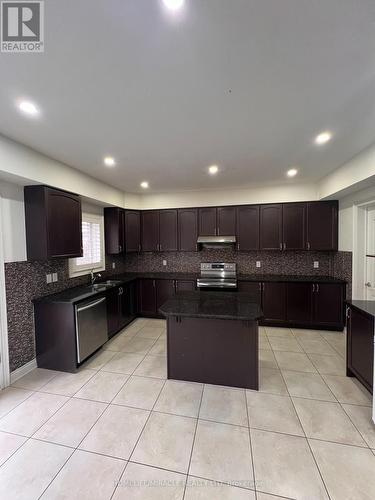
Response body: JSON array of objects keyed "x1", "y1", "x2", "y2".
[
  {"x1": 0, "y1": 181, "x2": 27, "y2": 262},
  {"x1": 0, "y1": 134, "x2": 125, "y2": 207},
  {"x1": 136, "y1": 183, "x2": 318, "y2": 210}
]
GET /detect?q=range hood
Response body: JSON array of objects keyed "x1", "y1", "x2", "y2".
[{"x1": 197, "y1": 235, "x2": 236, "y2": 249}]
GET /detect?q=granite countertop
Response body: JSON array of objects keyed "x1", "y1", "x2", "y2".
[
  {"x1": 159, "y1": 291, "x2": 263, "y2": 321},
  {"x1": 238, "y1": 274, "x2": 347, "y2": 284},
  {"x1": 346, "y1": 300, "x2": 375, "y2": 318},
  {"x1": 34, "y1": 271, "x2": 345, "y2": 305}
]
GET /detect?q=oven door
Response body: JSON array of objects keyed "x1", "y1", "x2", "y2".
[{"x1": 196, "y1": 278, "x2": 238, "y2": 290}]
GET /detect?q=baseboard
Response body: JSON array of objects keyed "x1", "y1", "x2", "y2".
[{"x1": 10, "y1": 359, "x2": 37, "y2": 384}]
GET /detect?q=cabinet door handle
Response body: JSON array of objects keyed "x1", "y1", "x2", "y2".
[
  {"x1": 138, "y1": 244, "x2": 141, "y2": 252},
  {"x1": 119, "y1": 245, "x2": 122, "y2": 252},
  {"x1": 153, "y1": 280, "x2": 156, "y2": 288},
  {"x1": 283, "y1": 242, "x2": 286, "y2": 250},
  {"x1": 237, "y1": 242, "x2": 240, "y2": 251},
  {"x1": 316, "y1": 284, "x2": 319, "y2": 293},
  {"x1": 258, "y1": 282, "x2": 262, "y2": 291},
  {"x1": 312, "y1": 284, "x2": 315, "y2": 293},
  {"x1": 280, "y1": 243, "x2": 283, "y2": 250},
  {"x1": 307, "y1": 242, "x2": 311, "y2": 250},
  {"x1": 159, "y1": 243, "x2": 162, "y2": 251}
]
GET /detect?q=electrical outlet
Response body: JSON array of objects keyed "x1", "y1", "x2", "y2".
[
  {"x1": 112, "y1": 262, "x2": 116, "y2": 269},
  {"x1": 256, "y1": 261, "x2": 261, "y2": 268},
  {"x1": 46, "y1": 274, "x2": 52, "y2": 284},
  {"x1": 52, "y1": 273, "x2": 58, "y2": 282},
  {"x1": 162, "y1": 260, "x2": 167, "y2": 266},
  {"x1": 314, "y1": 261, "x2": 319, "y2": 269}
]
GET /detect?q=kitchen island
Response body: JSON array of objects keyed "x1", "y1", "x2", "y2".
[{"x1": 159, "y1": 291, "x2": 263, "y2": 390}]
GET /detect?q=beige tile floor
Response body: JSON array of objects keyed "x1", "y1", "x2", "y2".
[{"x1": 0, "y1": 319, "x2": 374, "y2": 499}]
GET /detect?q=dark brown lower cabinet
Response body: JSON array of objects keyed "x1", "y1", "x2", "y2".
[
  {"x1": 107, "y1": 283, "x2": 136, "y2": 338},
  {"x1": 156, "y1": 280, "x2": 176, "y2": 312},
  {"x1": 347, "y1": 305, "x2": 374, "y2": 393},
  {"x1": 286, "y1": 283, "x2": 313, "y2": 325},
  {"x1": 262, "y1": 282, "x2": 287, "y2": 322},
  {"x1": 313, "y1": 283, "x2": 344, "y2": 328},
  {"x1": 138, "y1": 279, "x2": 157, "y2": 316},
  {"x1": 175, "y1": 280, "x2": 196, "y2": 293},
  {"x1": 167, "y1": 316, "x2": 259, "y2": 389},
  {"x1": 238, "y1": 281, "x2": 262, "y2": 305},
  {"x1": 239, "y1": 280, "x2": 345, "y2": 330}
]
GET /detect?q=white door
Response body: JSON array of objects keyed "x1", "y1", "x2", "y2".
[{"x1": 365, "y1": 207, "x2": 375, "y2": 300}]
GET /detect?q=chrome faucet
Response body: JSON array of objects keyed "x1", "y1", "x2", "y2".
[{"x1": 90, "y1": 270, "x2": 102, "y2": 286}]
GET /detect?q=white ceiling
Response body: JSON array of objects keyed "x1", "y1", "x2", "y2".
[{"x1": 0, "y1": 0, "x2": 375, "y2": 193}]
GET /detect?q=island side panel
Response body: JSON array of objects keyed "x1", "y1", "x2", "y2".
[{"x1": 167, "y1": 316, "x2": 259, "y2": 390}]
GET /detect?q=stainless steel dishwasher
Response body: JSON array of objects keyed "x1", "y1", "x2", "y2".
[{"x1": 75, "y1": 296, "x2": 108, "y2": 363}]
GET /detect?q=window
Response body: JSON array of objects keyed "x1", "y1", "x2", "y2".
[{"x1": 69, "y1": 213, "x2": 105, "y2": 277}]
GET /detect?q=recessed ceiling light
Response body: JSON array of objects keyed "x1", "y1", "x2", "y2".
[
  {"x1": 140, "y1": 181, "x2": 149, "y2": 189},
  {"x1": 162, "y1": 0, "x2": 184, "y2": 11},
  {"x1": 104, "y1": 156, "x2": 115, "y2": 167},
  {"x1": 208, "y1": 165, "x2": 219, "y2": 175},
  {"x1": 18, "y1": 100, "x2": 39, "y2": 116},
  {"x1": 315, "y1": 131, "x2": 332, "y2": 145},
  {"x1": 287, "y1": 168, "x2": 298, "y2": 178}
]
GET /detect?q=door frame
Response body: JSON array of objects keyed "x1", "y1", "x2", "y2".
[
  {"x1": 0, "y1": 194, "x2": 10, "y2": 388},
  {"x1": 353, "y1": 198, "x2": 375, "y2": 300}
]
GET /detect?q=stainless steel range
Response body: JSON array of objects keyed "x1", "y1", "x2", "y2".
[{"x1": 196, "y1": 262, "x2": 237, "y2": 290}]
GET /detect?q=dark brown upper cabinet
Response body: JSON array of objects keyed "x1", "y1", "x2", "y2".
[
  {"x1": 198, "y1": 207, "x2": 217, "y2": 236},
  {"x1": 24, "y1": 185, "x2": 82, "y2": 260},
  {"x1": 125, "y1": 210, "x2": 141, "y2": 253},
  {"x1": 307, "y1": 201, "x2": 338, "y2": 251},
  {"x1": 282, "y1": 203, "x2": 307, "y2": 251},
  {"x1": 141, "y1": 211, "x2": 160, "y2": 252},
  {"x1": 178, "y1": 208, "x2": 198, "y2": 251},
  {"x1": 217, "y1": 206, "x2": 236, "y2": 235},
  {"x1": 104, "y1": 207, "x2": 124, "y2": 255},
  {"x1": 159, "y1": 210, "x2": 178, "y2": 251},
  {"x1": 236, "y1": 205, "x2": 260, "y2": 251},
  {"x1": 260, "y1": 204, "x2": 283, "y2": 250}
]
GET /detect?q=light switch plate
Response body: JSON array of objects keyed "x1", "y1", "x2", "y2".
[
  {"x1": 314, "y1": 261, "x2": 319, "y2": 269},
  {"x1": 163, "y1": 260, "x2": 167, "y2": 266},
  {"x1": 256, "y1": 261, "x2": 261, "y2": 268},
  {"x1": 46, "y1": 274, "x2": 52, "y2": 284},
  {"x1": 52, "y1": 273, "x2": 58, "y2": 282}
]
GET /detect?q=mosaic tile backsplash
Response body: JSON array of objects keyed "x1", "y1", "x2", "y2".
[{"x1": 5, "y1": 249, "x2": 352, "y2": 372}]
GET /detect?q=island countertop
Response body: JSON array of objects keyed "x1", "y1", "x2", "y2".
[{"x1": 159, "y1": 291, "x2": 263, "y2": 321}]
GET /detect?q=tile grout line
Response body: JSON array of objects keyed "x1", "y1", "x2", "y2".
[
  {"x1": 245, "y1": 387, "x2": 257, "y2": 496},
  {"x1": 110, "y1": 376, "x2": 168, "y2": 500},
  {"x1": 280, "y1": 368, "x2": 333, "y2": 500},
  {"x1": 182, "y1": 383, "x2": 205, "y2": 500}
]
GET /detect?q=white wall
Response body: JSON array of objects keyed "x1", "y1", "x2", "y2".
[
  {"x1": 0, "y1": 181, "x2": 27, "y2": 262},
  {"x1": 0, "y1": 135, "x2": 125, "y2": 208},
  {"x1": 137, "y1": 183, "x2": 318, "y2": 210},
  {"x1": 319, "y1": 143, "x2": 375, "y2": 200}
]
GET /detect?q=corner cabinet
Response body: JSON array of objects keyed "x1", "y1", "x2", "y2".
[
  {"x1": 24, "y1": 185, "x2": 82, "y2": 260},
  {"x1": 104, "y1": 207, "x2": 125, "y2": 255}
]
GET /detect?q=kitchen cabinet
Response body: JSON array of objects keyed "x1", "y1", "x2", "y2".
[
  {"x1": 198, "y1": 207, "x2": 236, "y2": 237},
  {"x1": 262, "y1": 282, "x2": 287, "y2": 322},
  {"x1": 236, "y1": 206, "x2": 260, "y2": 251},
  {"x1": 138, "y1": 279, "x2": 157, "y2": 315},
  {"x1": 307, "y1": 201, "x2": 338, "y2": 251},
  {"x1": 107, "y1": 282, "x2": 136, "y2": 338},
  {"x1": 141, "y1": 211, "x2": 159, "y2": 252},
  {"x1": 313, "y1": 282, "x2": 344, "y2": 328},
  {"x1": 24, "y1": 185, "x2": 82, "y2": 260},
  {"x1": 125, "y1": 210, "x2": 141, "y2": 252},
  {"x1": 237, "y1": 281, "x2": 262, "y2": 305},
  {"x1": 199, "y1": 208, "x2": 217, "y2": 236},
  {"x1": 260, "y1": 204, "x2": 283, "y2": 250},
  {"x1": 217, "y1": 206, "x2": 236, "y2": 235},
  {"x1": 347, "y1": 304, "x2": 374, "y2": 393},
  {"x1": 159, "y1": 210, "x2": 178, "y2": 251},
  {"x1": 156, "y1": 279, "x2": 176, "y2": 311},
  {"x1": 178, "y1": 209, "x2": 198, "y2": 251},
  {"x1": 104, "y1": 207, "x2": 124, "y2": 255},
  {"x1": 175, "y1": 280, "x2": 196, "y2": 293},
  {"x1": 286, "y1": 282, "x2": 312, "y2": 324},
  {"x1": 283, "y1": 203, "x2": 306, "y2": 251}
]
